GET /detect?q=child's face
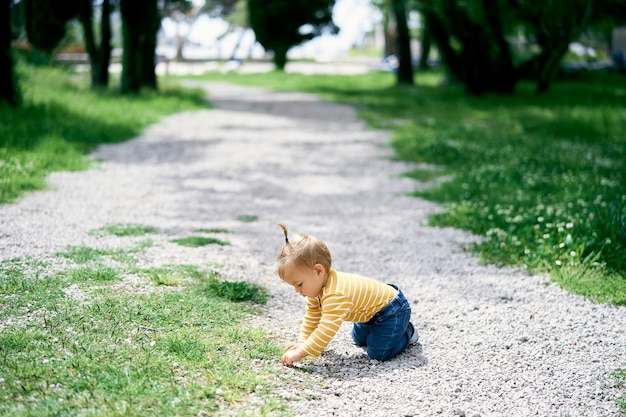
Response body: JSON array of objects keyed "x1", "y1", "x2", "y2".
[{"x1": 282, "y1": 263, "x2": 327, "y2": 298}]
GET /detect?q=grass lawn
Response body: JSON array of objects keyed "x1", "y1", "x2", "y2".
[
  {"x1": 0, "y1": 225, "x2": 286, "y2": 416},
  {"x1": 186, "y1": 68, "x2": 626, "y2": 307}
]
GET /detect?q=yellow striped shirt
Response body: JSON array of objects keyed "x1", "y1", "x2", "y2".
[{"x1": 298, "y1": 269, "x2": 398, "y2": 357}]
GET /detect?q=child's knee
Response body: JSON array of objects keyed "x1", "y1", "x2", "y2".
[
  {"x1": 366, "y1": 347, "x2": 394, "y2": 361},
  {"x1": 351, "y1": 324, "x2": 369, "y2": 347}
]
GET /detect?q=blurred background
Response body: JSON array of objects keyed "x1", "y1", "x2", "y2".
[{"x1": 5, "y1": 0, "x2": 626, "y2": 90}]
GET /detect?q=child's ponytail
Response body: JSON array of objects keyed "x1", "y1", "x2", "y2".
[{"x1": 279, "y1": 223, "x2": 289, "y2": 244}]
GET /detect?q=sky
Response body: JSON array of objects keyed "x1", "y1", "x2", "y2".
[{"x1": 158, "y1": 0, "x2": 381, "y2": 60}]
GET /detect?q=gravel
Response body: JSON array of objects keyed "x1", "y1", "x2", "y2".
[{"x1": 1, "y1": 81, "x2": 625, "y2": 417}]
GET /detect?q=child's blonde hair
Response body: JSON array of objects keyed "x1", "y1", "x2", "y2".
[{"x1": 276, "y1": 224, "x2": 332, "y2": 280}]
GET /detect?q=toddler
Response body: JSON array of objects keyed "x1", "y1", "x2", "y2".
[{"x1": 276, "y1": 224, "x2": 419, "y2": 366}]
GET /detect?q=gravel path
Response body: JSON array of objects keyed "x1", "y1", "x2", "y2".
[{"x1": 1, "y1": 82, "x2": 625, "y2": 417}]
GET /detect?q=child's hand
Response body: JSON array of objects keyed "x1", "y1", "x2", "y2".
[
  {"x1": 281, "y1": 343, "x2": 307, "y2": 366},
  {"x1": 284, "y1": 341, "x2": 301, "y2": 351}
]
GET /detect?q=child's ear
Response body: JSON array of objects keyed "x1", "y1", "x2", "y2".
[{"x1": 313, "y1": 263, "x2": 326, "y2": 277}]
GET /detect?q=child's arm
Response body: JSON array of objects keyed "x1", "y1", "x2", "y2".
[
  {"x1": 297, "y1": 294, "x2": 353, "y2": 359},
  {"x1": 298, "y1": 298, "x2": 322, "y2": 342}
]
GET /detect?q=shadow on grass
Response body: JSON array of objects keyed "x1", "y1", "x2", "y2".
[{"x1": 1, "y1": 87, "x2": 209, "y2": 153}]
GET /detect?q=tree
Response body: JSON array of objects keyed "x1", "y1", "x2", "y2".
[
  {"x1": 515, "y1": 0, "x2": 593, "y2": 93},
  {"x1": 590, "y1": 0, "x2": 626, "y2": 53},
  {"x1": 120, "y1": 0, "x2": 160, "y2": 93},
  {"x1": 77, "y1": 0, "x2": 114, "y2": 89},
  {"x1": 204, "y1": 0, "x2": 239, "y2": 16},
  {"x1": 420, "y1": 0, "x2": 516, "y2": 95},
  {"x1": 247, "y1": 0, "x2": 337, "y2": 70},
  {"x1": 417, "y1": 0, "x2": 601, "y2": 95},
  {"x1": 392, "y1": 0, "x2": 413, "y2": 85},
  {"x1": 1, "y1": 0, "x2": 20, "y2": 106},
  {"x1": 215, "y1": 0, "x2": 250, "y2": 60},
  {"x1": 373, "y1": 0, "x2": 398, "y2": 58},
  {"x1": 163, "y1": 0, "x2": 242, "y2": 62},
  {"x1": 417, "y1": 14, "x2": 432, "y2": 70},
  {"x1": 161, "y1": 0, "x2": 198, "y2": 62},
  {"x1": 23, "y1": 0, "x2": 78, "y2": 58},
  {"x1": 373, "y1": 0, "x2": 415, "y2": 85},
  {"x1": 21, "y1": 0, "x2": 114, "y2": 89}
]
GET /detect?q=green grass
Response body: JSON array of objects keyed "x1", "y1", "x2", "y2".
[
  {"x1": 196, "y1": 228, "x2": 230, "y2": 234},
  {"x1": 186, "y1": 69, "x2": 626, "y2": 306},
  {"x1": 171, "y1": 236, "x2": 230, "y2": 247},
  {"x1": 67, "y1": 264, "x2": 122, "y2": 283},
  {"x1": 138, "y1": 264, "x2": 206, "y2": 287},
  {"x1": 237, "y1": 215, "x2": 258, "y2": 223},
  {"x1": 616, "y1": 368, "x2": 626, "y2": 414},
  {"x1": 0, "y1": 63, "x2": 208, "y2": 205},
  {"x1": 206, "y1": 276, "x2": 269, "y2": 304},
  {"x1": 0, "y1": 254, "x2": 285, "y2": 416},
  {"x1": 92, "y1": 223, "x2": 159, "y2": 237},
  {"x1": 56, "y1": 245, "x2": 139, "y2": 265}
]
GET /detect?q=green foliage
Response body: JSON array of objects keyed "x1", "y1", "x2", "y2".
[
  {"x1": 247, "y1": 0, "x2": 336, "y2": 69},
  {"x1": 0, "y1": 63, "x2": 208, "y2": 204},
  {"x1": 188, "y1": 70, "x2": 626, "y2": 306},
  {"x1": 22, "y1": 0, "x2": 75, "y2": 53}
]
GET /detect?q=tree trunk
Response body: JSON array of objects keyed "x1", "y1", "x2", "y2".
[
  {"x1": 423, "y1": 11, "x2": 462, "y2": 79},
  {"x1": 120, "y1": 0, "x2": 159, "y2": 94},
  {"x1": 78, "y1": 0, "x2": 111, "y2": 89},
  {"x1": 533, "y1": 0, "x2": 593, "y2": 93},
  {"x1": 229, "y1": 28, "x2": 246, "y2": 60},
  {"x1": 120, "y1": 10, "x2": 141, "y2": 93},
  {"x1": 0, "y1": 0, "x2": 20, "y2": 106},
  {"x1": 392, "y1": 0, "x2": 413, "y2": 85},
  {"x1": 480, "y1": 0, "x2": 515, "y2": 93},
  {"x1": 273, "y1": 44, "x2": 288, "y2": 71},
  {"x1": 97, "y1": 0, "x2": 112, "y2": 87},
  {"x1": 418, "y1": 17, "x2": 431, "y2": 70},
  {"x1": 175, "y1": 36, "x2": 184, "y2": 61},
  {"x1": 535, "y1": 40, "x2": 570, "y2": 94},
  {"x1": 382, "y1": 1, "x2": 397, "y2": 58}
]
